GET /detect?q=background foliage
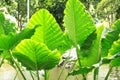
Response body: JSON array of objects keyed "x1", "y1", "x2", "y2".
[
  {"x1": 0, "y1": 0, "x2": 120, "y2": 28},
  {"x1": 0, "y1": 0, "x2": 120, "y2": 80}
]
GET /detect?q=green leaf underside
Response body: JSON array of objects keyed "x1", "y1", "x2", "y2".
[
  {"x1": 108, "y1": 39, "x2": 120, "y2": 56},
  {"x1": 0, "y1": 27, "x2": 36, "y2": 50},
  {"x1": 101, "y1": 19, "x2": 120, "y2": 57},
  {"x1": 80, "y1": 26, "x2": 104, "y2": 67},
  {"x1": 108, "y1": 37, "x2": 120, "y2": 67},
  {"x1": 28, "y1": 9, "x2": 64, "y2": 51},
  {"x1": 63, "y1": 0, "x2": 96, "y2": 45},
  {"x1": 13, "y1": 39, "x2": 61, "y2": 70},
  {"x1": 81, "y1": 30, "x2": 97, "y2": 50},
  {"x1": 110, "y1": 57, "x2": 120, "y2": 66}
]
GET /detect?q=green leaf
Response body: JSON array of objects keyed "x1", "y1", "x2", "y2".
[
  {"x1": 107, "y1": 38, "x2": 120, "y2": 66},
  {"x1": 1, "y1": 50, "x2": 11, "y2": 62},
  {"x1": 110, "y1": 57, "x2": 120, "y2": 66},
  {"x1": 0, "y1": 33, "x2": 15, "y2": 50},
  {"x1": 68, "y1": 67, "x2": 93, "y2": 76},
  {"x1": 0, "y1": 12, "x2": 5, "y2": 34},
  {"x1": 105, "y1": 20, "x2": 120, "y2": 67},
  {"x1": 63, "y1": 0, "x2": 96, "y2": 45},
  {"x1": 81, "y1": 30, "x2": 97, "y2": 51},
  {"x1": 0, "y1": 27, "x2": 36, "y2": 50},
  {"x1": 80, "y1": 26, "x2": 104, "y2": 67},
  {"x1": 13, "y1": 39, "x2": 61, "y2": 70},
  {"x1": 0, "y1": 50, "x2": 3, "y2": 54},
  {"x1": 108, "y1": 38, "x2": 120, "y2": 56},
  {"x1": 101, "y1": 19, "x2": 120, "y2": 57},
  {"x1": 57, "y1": 33, "x2": 73, "y2": 54},
  {"x1": 0, "y1": 12, "x2": 17, "y2": 35},
  {"x1": 102, "y1": 58, "x2": 111, "y2": 64},
  {"x1": 28, "y1": 9, "x2": 64, "y2": 51}
]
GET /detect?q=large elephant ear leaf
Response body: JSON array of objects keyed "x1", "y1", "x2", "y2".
[
  {"x1": 27, "y1": 9, "x2": 64, "y2": 51},
  {"x1": 0, "y1": 27, "x2": 36, "y2": 50},
  {"x1": 80, "y1": 26, "x2": 104, "y2": 67},
  {"x1": 63, "y1": 0, "x2": 96, "y2": 45},
  {"x1": 101, "y1": 19, "x2": 120, "y2": 57},
  {"x1": 13, "y1": 39, "x2": 61, "y2": 70}
]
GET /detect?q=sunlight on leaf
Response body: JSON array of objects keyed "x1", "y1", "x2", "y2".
[
  {"x1": 28, "y1": 9, "x2": 65, "y2": 52},
  {"x1": 80, "y1": 25, "x2": 104, "y2": 67},
  {"x1": 13, "y1": 39, "x2": 61, "y2": 70},
  {"x1": 63, "y1": 0, "x2": 96, "y2": 45},
  {"x1": 0, "y1": 27, "x2": 36, "y2": 50},
  {"x1": 101, "y1": 19, "x2": 120, "y2": 57}
]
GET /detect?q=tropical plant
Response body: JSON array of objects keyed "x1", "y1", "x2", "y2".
[{"x1": 0, "y1": 0, "x2": 120, "y2": 80}]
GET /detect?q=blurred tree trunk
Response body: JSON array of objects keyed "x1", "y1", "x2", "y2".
[{"x1": 17, "y1": 0, "x2": 22, "y2": 30}]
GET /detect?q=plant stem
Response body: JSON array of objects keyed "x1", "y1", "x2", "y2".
[
  {"x1": 65, "y1": 74, "x2": 69, "y2": 80},
  {"x1": 14, "y1": 71, "x2": 18, "y2": 80},
  {"x1": 104, "y1": 66, "x2": 113, "y2": 80},
  {"x1": 58, "y1": 64, "x2": 66, "y2": 80},
  {"x1": 94, "y1": 67, "x2": 99, "y2": 80},
  {"x1": 0, "y1": 57, "x2": 4, "y2": 67},
  {"x1": 75, "y1": 45, "x2": 86, "y2": 80},
  {"x1": 64, "y1": 61, "x2": 77, "y2": 80},
  {"x1": 75, "y1": 76, "x2": 79, "y2": 80},
  {"x1": 30, "y1": 71, "x2": 35, "y2": 80},
  {"x1": 9, "y1": 50, "x2": 26, "y2": 80},
  {"x1": 82, "y1": 74, "x2": 86, "y2": 80},
  {"x1": 75, "y1": 45, "x2": 82, "y2": 67},
  {"x1": 58, "y1": 53, "x2": 71, "y2": 80},
  {"x1": 58, "y1": 48, "x2": 73, "y2": 80},
  {"x1": 36, "y1": 70, "x2": 40, "y2": 80},
  {"x1": 45, "y1": 70, "x2": 49, "y2": 80}
]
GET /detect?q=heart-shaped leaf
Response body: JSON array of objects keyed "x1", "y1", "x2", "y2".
[
  {"x1": 0, "y1": 27, "x2": 36, "y2": 50},
  {"x1": 13, "y1": 39, "x2": 61, "y2": 70},
  {"x1": 63, "y1": 0, "x2": 96, "y2": 45},
  {"x1": 27, "y1": 9, "x2": 65, "y2": 52}
]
